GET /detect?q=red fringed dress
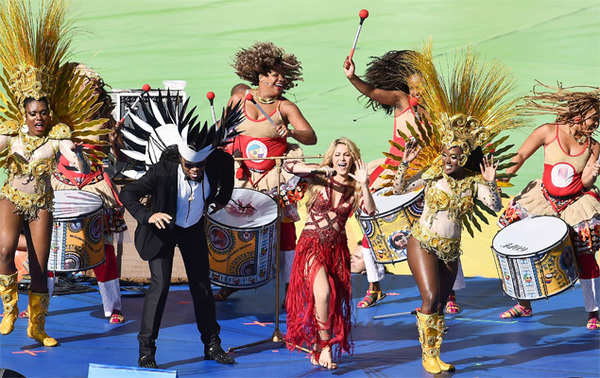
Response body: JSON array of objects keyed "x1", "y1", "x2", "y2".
[{"x1": 286, "y1": 178, "x2": 359, "y2": 358}]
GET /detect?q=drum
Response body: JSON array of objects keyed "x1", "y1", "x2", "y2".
[
  {"x1": 207, "y1": 188, "x2": 279, "y2": 289},
  {"x1": 492, "y1": 216, "x2": 578, "y2": 300},
  {"x1": 48, "y1": 190, "x2": 105, "y2": 272},
  {"x1": 357, "y1": 188, "x2": 424, "y2": 264}
]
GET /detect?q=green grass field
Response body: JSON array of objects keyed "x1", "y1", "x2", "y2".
[{"x1": 4, "y1": 0, "x2": 600, "y2": 194}]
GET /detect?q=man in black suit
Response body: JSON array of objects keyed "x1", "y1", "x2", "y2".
[{"x1": 120, "y1": 100, "x2": 243, "y2": 368}]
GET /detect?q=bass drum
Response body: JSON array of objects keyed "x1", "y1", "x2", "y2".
[
  {"x1": 207, "y1": 188, "x2": 279, "y2": 289},
  {"x1": 492, "y1": 216, "x2": 578, "y2": 300},
  {"x1": 49, "y1": 190, "x2": 105, "y2": 272},
  {"x1": 357, "y1": 187, "x2": 424, "y2": 264}
]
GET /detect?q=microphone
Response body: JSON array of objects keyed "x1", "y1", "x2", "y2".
[{"x1": 311, "y1": 169, "x2": 336, "y2": 176}]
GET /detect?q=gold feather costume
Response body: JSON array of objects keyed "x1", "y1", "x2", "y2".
[
  {"x1": 388, "y1": 43, "x2": 522, "y2": 262},
  {"x1": 0, "y1": 0, "x2": 109, "y2": 219}
]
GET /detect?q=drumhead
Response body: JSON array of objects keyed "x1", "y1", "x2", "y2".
[
  {"x1": 209, "y1": 188, "x2": 278, "y2": 228},
  {"x1": 492, "y1": 216, "x2": 568, "y2": 257},
  {"x1": 359, "y1": 187, "x2": 423, "y2": 217},
  {"x1": 53, "y1": 190, "x2": 104, "y2": 220}
]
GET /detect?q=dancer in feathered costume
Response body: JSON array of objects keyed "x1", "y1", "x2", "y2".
[
  {"x1": 0, "y1": 0, "x2": 109, "y2": 346},
  {"x1": 343, "y1": 50, "x2": 468, "y2": 313},
  {"x1": 497, "y1": 83, "x2": 600, "y2": 329},
  {"x1": 387, "y1": 43, "x2": 522, "y2": 374}
]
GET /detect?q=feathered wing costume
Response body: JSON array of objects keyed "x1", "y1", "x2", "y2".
[
  {"x1": 0, "y1": 0, "x2": 110, "y2": 217},
  {"x1": 382, "y1": 42, "x2": 523, "y2": 236},
  {"x1": 119, "y1": 90, "x2": 243, "y2": 177},
  {"x1": 0, "y1": 0, "x2": 110, "y2": 348},
  {"x1": 382, "y1": 42, "x2": 523, "y2": 375}
]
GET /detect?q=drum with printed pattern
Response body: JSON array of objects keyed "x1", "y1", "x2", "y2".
[
  {"x1": 49, "y1": 190, "x2": 105, "y2": 272},
  {"x1": 492, "y1": 216, "x2": 578, "y2": 300},
  {"x1": 206, "y1": 188, "x2": 279, "y2": 289},
  {"x1": 357, "y1": 187, "x2": 424, "y2": 264}
]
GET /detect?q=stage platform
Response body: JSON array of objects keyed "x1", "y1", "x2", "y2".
[{"x1": 1, "y1": 274, "x2": 598, "y2": 377}]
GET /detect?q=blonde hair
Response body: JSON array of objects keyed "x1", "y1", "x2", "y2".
[{"x1": 305, "y1": 137, "x2": 362, "y2": 212}]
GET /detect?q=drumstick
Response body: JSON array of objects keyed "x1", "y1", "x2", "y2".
[
  {"x1": 206, "y1": 91, "x2": 217, "y2": 125},
  {"x1": 119, "y1": 83, "x2": 151, "y2": 123},
  {"x1": 373, "y1": 311, "x2": 412, "y2": 320},
  {"x1": 349, "y1": 9, "x2": 369, "y2": 60}
]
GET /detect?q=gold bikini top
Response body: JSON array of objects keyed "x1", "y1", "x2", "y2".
[{"x1": 423, "y1": 174, "x2": 477, "y2": 222}]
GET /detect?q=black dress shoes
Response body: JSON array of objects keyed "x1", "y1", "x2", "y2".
[
  {"x1": 138, "y1": 353, "x2": 157, "y2": 368},
  {"x1": 204, "y1": 342, "x2": 235, "y2": 364}
]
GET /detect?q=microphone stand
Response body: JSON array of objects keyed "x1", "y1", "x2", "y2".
[{"x1": 226, "y1": 154, "x2": 322, "y2": 355}]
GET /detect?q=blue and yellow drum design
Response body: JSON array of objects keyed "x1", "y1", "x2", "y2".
[
  {"x1": 49, "y1": 190, "x2": 105, "y2": 272},
  {"x1": 207, "y1": 188, "x2": 279, "y2": 289},
  {"x1": 492, "y1": 216, "x2": 578, "y2": 300},
  {"x1": 357, "y1": 188, "x2": 424, "y2": 264}
]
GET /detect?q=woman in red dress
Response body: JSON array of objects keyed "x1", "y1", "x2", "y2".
[{"x1": 285, "y1": 137, "x2": 376, "y2": 369}]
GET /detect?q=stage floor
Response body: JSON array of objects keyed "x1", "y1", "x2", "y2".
[{"x1": 1, "y1": 274, "x2": 598, "y2": 377}]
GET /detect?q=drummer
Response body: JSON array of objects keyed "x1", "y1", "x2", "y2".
[
  {"x1": 215, "y1": 41, "x2": 317, "y2": 301},
  {"x1": 343, "y1": 51, "x2": 465, "y2": 312},
  {"x1": 497, "y1": 84, "x2": 600, "y2": 329},
  {"x1": 50, "y1": 63, "x2": 127, "y2": 324}
]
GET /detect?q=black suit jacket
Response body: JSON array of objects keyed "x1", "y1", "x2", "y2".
[{"x1": 120, "y1": 150, "x2": 234, "y2": 261}]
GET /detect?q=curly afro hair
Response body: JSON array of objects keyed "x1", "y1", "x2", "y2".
[
  {"x1": 233, "y1": 41, "x2": 303, "y2": 91},
  {"x1": 362, "y1": 50, "x2": 420, "y2": 115}
]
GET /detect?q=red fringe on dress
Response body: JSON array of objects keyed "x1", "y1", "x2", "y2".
[{"x1": 285, "y1": 228, "x2": 352, "y2": 359}]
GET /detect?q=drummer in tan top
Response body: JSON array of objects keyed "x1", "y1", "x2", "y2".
[
  {"x1": 497, "y1": 84, "x2": 600, "y2": 329},
  {"x1": 215, "y1": 41, "x2": 317, "y2": 301}
]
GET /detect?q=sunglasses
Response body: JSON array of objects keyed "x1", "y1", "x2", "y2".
[{"x1": 182, "y1": 160, "x2": 205, "y2": 169}]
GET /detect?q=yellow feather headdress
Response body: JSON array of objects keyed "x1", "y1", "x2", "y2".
[
  {"x1": 384, "y1": 42, "x2": 522, "y2": 181},
  {"x1": 0, "y1": 0, "x2": 109, "y2": 148},
  {"x1": 381, "y1": 42, "x2": 524, "y2": 235}
]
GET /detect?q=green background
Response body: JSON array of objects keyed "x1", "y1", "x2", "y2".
[{"x1": 7, "y1": 1, "x2": 600, "y2": 194}]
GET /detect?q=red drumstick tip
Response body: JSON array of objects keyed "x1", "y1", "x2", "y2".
[
  {"x1": 359, "y1": 9, "x2": 369, "y2": 19},
  {"x1": 141, "y1": 83, "x2": 151, "y2": 92},
  {"x1": 409, "y1": 96, "x2": 419, "y2": 107},
  {"x1": 206, "y1": 91, "x2": 215, "y2": 101},
  {"x1": 245, "y1": 93, "x2": 254, "y2": 102}
]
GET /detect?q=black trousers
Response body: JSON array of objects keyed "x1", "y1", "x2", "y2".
[{"x1": 138, "y1": 218, "x2": 219, "y2": 352}]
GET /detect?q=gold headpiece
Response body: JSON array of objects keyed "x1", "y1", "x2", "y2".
[
  {"x1": 0, "y1": 0, "x2": 109, "y2": 155},
  {"x1": 0, "y1": 0, "x2": 73, "y2": 113},
  {"x1": 382, "y1": 42, "x2": 522, "y2": 178},
  {"x1": 380, "y1": 42, "x2": 524, "y2": 235}
]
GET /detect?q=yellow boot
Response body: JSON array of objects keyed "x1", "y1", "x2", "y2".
[
  {"x1": 27, "y1": 291, "x2": 58, "y2": 347},
  {"x1": 435, "y1": 314, "x2": 455, "y2": 372},
  {"x1": 0, "y1": 272, "x2": 18, "y2": 335},
  {"x1": 416, "y1": 311, "x2": 441, "y2": 374}
]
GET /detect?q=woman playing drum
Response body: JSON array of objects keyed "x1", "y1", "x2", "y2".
[
  {"x1": 497, "y1": 84, "x2": 600, "y2": 329},
  {"x1": 216, "y1": 41, "x2": 317, "y2": 300},
  {"x1": 343, "y1": 51, "x2": 466, "y2": 312},
  {"x1": 50, "y1": 63, "x2": 127, "y2": 324},
  {"x1": 285, "y1": 137, "x2": 376, "y2": 370},
  {"x1": 0, "y1": 0, "x2": 107, "y2": 346},
  {"x1": 391, "y1": 44, "x2": 519, "y2": 374}
]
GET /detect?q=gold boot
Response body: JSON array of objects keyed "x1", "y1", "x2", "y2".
[
  {"x1": 0, "y1": 272, "x2": 18, "y2": 334},
  {"x1": 434, "y1": 314, "x2": 455, "y2": 372},
  {"x1": 416, "y1": 311, "x2": 441, "y2": 374},
  {"x1": 27, "y1": 291, "x2": 58, "y2": 347}
]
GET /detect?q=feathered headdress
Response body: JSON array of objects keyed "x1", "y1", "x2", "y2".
[
  {"x1": 120, "y1": 90, "x2": 243, "y2": 179},
  {"x1": 381, "y1": 42, "x2": 524, "y2": 235},
  {"x1": 0, "y1": 0, "x2": 109, "y2": 154}
]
